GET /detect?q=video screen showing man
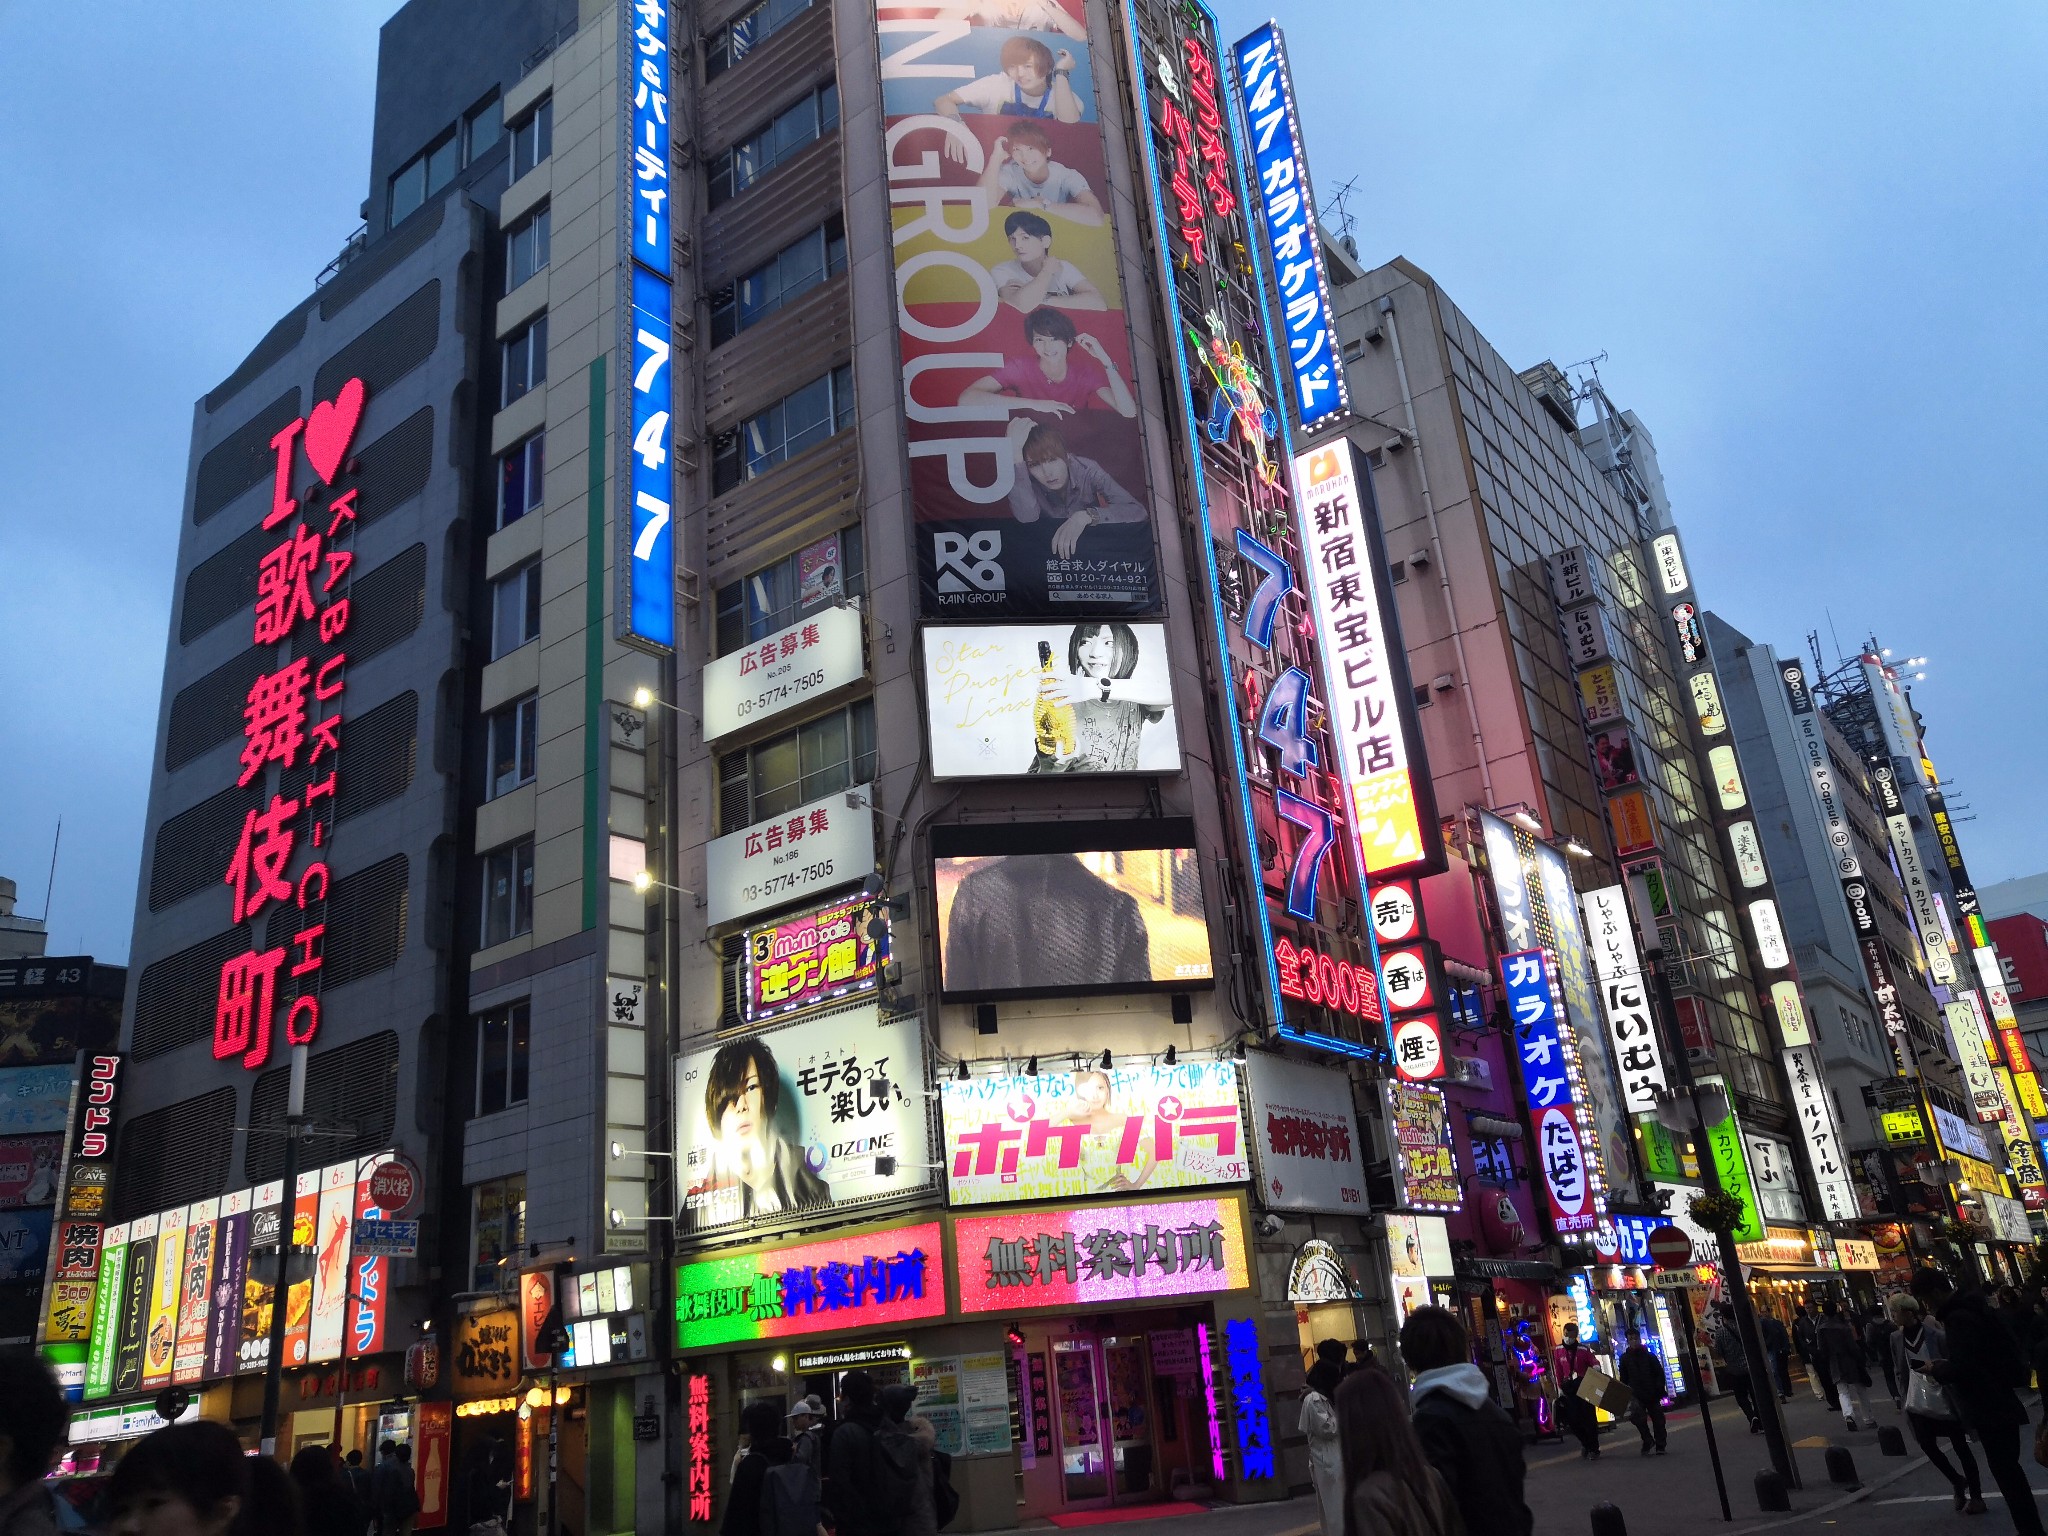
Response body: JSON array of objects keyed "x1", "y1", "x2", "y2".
[
  {"x1": 978, "y1": 122, "x2": 1104, "y2": 222},
  {"x1": 942, "y1": 852, "x2": 1150, "y2": 994},
  {"x1": 990, "y1": 211, "x2": 1104, "y2": 310}
]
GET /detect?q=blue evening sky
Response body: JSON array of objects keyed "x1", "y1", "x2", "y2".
[{"x1": 2, "y1": 4, "x2": 2043, "y2": 962}]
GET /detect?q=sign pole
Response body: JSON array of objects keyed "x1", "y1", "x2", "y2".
[
  {"x1": 1676, "y1": 1297, "x2": 1731, "y2": 1522},
  {"x1": 259, "y1": 1044, "x2": 308, "y2": 1458}
]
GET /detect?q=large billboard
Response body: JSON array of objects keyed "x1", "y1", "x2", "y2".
[
  {"x1": 952, "y1": 1193, "x2": 1250, "y2": 1314},
  {"x1": 0, "y1": 958, "x2": 120, "y2": 1068},
  {"x1": 939, "y1": 1062, "x2": 1245, "y2": 1205},
  {"x1": 675, "y1": 1218, "x2": 947, "y2": 1349},
  {"x1": 675, "y1": 1005, "x2": 934, "y2": 1235},
  {"x1": 704, "y1": 787, "x2": 876, "y2": 929},
  {"x1": 1241, "y1": 1051, "x2": 1364, "y2": 1214},
  {"x1": 923, "y1": 621, "x2": 1181, "y2": 776},
  {"x1": 877, "y1": 0, "x2": 1161, "y2": 616},
  {"x1": 934, "y1": 839, "x2": 1212, "y2": 999}
]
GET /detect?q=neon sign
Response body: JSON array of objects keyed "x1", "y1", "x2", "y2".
[
  {"x1": 1499, "y1": 949, "x2": 1605, "y2": 1239},
  {"x1": 954, "y1": 1195, "x2": 1251, "y2": 1314},
  {"x1": 212, "y1": 380, "x2": 367, "y2": 1071},
  {"x1": 1223, "y1": 1318, "x2": 1274, "y2": 1478},
  {"x1": 1271, "y1": 938, "x2": 1381, "y2": 1023},
  {"x1": 673, "y1": 1221, "x2": 945, "y2": 1348}
]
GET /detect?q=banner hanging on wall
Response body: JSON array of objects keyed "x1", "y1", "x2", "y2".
[{"x1": 1241, "y1": 1051, "x2": 1364, "y2": 1214}]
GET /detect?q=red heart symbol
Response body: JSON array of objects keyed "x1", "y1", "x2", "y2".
[{"x1": 303, "y1": 377, "x2": 365, "y2": 485}]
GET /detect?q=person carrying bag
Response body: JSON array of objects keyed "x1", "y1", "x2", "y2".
[{"x1": 1891, "y1": 1292, "x2": 1985, "y2": 1513}]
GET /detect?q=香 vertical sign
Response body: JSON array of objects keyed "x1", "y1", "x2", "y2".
[
  {"x1": 1231, "y1": 23, "x2": 1347, "y2": 432},
  {"x1": 1499, "y1": 950, "x2": 1603, "y2": 1240},
  {"x1": 1289, "y1": 442, "x2": 1436, "y2": 876}
]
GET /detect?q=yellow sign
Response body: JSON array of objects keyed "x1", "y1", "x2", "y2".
[
  {"x1": 1881, "y1": 1107, "x2": 1928, "y2": 1145},
  {"x1": 1608, "y1": 790, "x2": 1656, "y2": 856},
  {"x1": 1578, "y1": 664, "x2": 1622, "y2": 726},
  {"x1": 2017, "y1": 1071, "x2": 2047, "y2": 1120},
  {"x1": 1836, "y1": 1239, "x2": 1879, "y2": 1270}
]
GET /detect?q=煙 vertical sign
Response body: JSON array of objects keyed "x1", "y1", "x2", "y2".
[
  {"x1": 1231, "y1": 23, "x2": 1347, "y2": 432},
  {"x1": 618, "y1": 0, "x2": 676, "y2": 650}
]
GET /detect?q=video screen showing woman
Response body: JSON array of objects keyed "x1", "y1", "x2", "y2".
[{"x1": 1029, "y1": 622, "x2": 1170, "y2": 773}]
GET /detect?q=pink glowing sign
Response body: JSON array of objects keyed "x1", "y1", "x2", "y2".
[{"x1": 953, "y1": 1195, "x2": 1251, "y2": 1315}]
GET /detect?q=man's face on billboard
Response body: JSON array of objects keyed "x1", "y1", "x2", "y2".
[{"x1": 720, "y1": 1063, "x2": 766, "y2": 1147}]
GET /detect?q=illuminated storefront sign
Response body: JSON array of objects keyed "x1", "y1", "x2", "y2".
[
  {"x1": 1689, "y1": 672, "x2": 1725, "y2": 734},
  {"x1": 939, "y1": 1062, "x2": 1246, "y2": 1205},
  {"x1": 1782, "y1": 1046, "x2": 1858, "y2": 1220},
  {"x1": 1386, "y1": 1081, "x2": 1459, "y2": 1211},
  {"x1": 1581, "y1": 885, "x2": 1665, "y2": 1112},
  {"x1": 1499, "y1": 950, "x2": 1603, "y2": 1239},
  {"x1": 1223, "y1": 1318, "x2": 1275, "y2": 1478},
  {"x1": 685, "y1": 1374, "x2": 713, "y2": 1523},
  {"x1": 955, "y1": 1194, "x2": 1250, "y2": 1314},
  {"x1": 619, "y1": 0, "x2": 676, "y2": 648},
  {"x1": 1289, "y1": 442, "x2": 1436, "y2": 876},
  {"x1": 741, "y1": 897, "x2": 883, "y2": 1023},
  {"x1": 1231, "y1": 23, "x2": 1346, "y2": 432},
  {"x1": 1243, "y1": 1053, "x2": 1364, "y2": 1213},
  {"x1": 1650, "y1": 534, "x2": 1689, "y2": 595},
  {"x1": 1882, "y1": 810, "x2": 1955, "y2": 984},
  {"x1": 1270, "y1": 937, "x2": 1381, "y2": 1025},
  {"x1": 1727, "y1": 822, "x2": 1768, "y2": 888},
  {"x1": 212, "y1": 378, "x2": 370, "y2": 1071},
  {"x1": 1700, "y1": 1082, "x2": 1766, "y2": 1243},
  {"x1": 1607, "y1": 789, "x2": 1655, "y2": 856},
  {"x1": 1748, "y1": 899, "x2": 1791, "y2": 970},
  {"x1": 674, "y1": 1221, "x2": 946, "y2": 1348},
  {"x1": 40, "y1": 1051, "x2": 124, "y2": 1354},
  {"x1": 1947, "y1": 1000, "x2": 2006, "y2": 1121}
]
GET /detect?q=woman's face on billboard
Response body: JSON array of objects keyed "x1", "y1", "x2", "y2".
[{"x1": 1074, "y1": 627, "x2": 1115, "y2": 677}]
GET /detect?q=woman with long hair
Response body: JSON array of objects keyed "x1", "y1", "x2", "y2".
[
  {"x1": 1300, "y1": 1359, "x2": 1345, "y2": 1536},
  {"x1": 107, "y1": 1420, "x2": 303, "y2": 1536},
  {"x1": 1335, "y1": 1367, "x2": 1457, "y2": 1536}
]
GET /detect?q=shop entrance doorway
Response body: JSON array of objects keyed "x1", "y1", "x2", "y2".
[{"x1": 1035, "y1": 1309, "x2": 1214, "y2": 1513}]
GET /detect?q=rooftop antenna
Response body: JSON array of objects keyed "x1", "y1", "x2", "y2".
[
  {"x1": 41, "y1": 818, "x2": 60, "y2": 923},
  {"x1": 1326, "y1": 176, "x2": 1361, "y2": 258}
]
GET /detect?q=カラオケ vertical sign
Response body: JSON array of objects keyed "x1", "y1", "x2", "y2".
[{"x1": 622, "y1": 0, "x2": 676, "y2": 649}]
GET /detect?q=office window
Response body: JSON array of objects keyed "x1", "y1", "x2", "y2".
[
  {"x1": 714, "y1": 526, "x2": 864, "y2": 655},
  {"x1": 498, "y1": 433, "x2": 544, "y2": 528},
  {"x1": 711, "y1": 364, "x2": 854, "y2": 495},
  {"x1": 709, "y1": 217, "x2": 846, "y2": 345},
  {"x1": 716, "y1": 700, "x2": 875, "y2": 830},
  {"x1": 465, "y1": 94, "x2": 504, "y2": 163},
  {"x1": 511, "y1": 98, "x2": 554, "y2": 181},
  {"x1": 486, "y1": 695, "x2": 539, "y2": 800},
  {"x1": 471, "y1": 1173, "x2": 527, "y2": 1289},
  {"x1": 506, "y1": 207, "x2": 551, "y2": 293},
  {"x1": 387, "y1": 129, "x2": 461, "y2": 228},
  {"x1": 475, "y1": 1000, "x2": 531, "y2": 1117},
  {"x1": 707, "y1": 84, "x2": 838, "y2": 207},
  {"x1": 502, "y1": 316, "x2": 549, "y2": 407},
  {"x1": 704, "y1": 0, "x2": 815, "y2": 77},
  {"x1": 491, "y1": 563, "x2": 543, "y2": 659},
  {"x1": 481, "y1": 837, "x2": 535, "y2": 947}
]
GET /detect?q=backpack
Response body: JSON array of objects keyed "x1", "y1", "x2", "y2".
[
  {"x1": 761, "y1": 1458, "x2": 824, "y2": 1536},
  {"x1": 931, "y1": 1448, "x2": 959, "y2": 1530},
  {"x1": 871, "y1": 1421, "x2": 924, "y2": 1521}
]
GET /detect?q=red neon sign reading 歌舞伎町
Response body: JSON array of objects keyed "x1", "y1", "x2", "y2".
[{"x1": 211, "y1": 379, "x2": 368, "y2": 1072}]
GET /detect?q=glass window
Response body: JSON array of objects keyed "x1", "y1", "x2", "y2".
[
  {"x1": 426, "y1": 132, "x2": 461, "y2": 196},
  {"x1": 711, "y1": 364, "x2": 853, "y2": 494},
  {"x1": 707, "y1": 85, "x2": 838, "y2": 207},
  {"x1": 704, "y1": 0, "x2": 815, "y2": 77},
  {"x1": 475, "y1": 1000, "x2": 531, "y2": 1116},
  {"x1": 487, "y1": 695, "x2": 539, "y2": 799},
  {"x1": 498, "y1": 433, "x2": 545, "y2": 528},
  {"x1": 506, "y1": 207, "x2": 551, "y2": 293},
  {"x1": 481, "y1": 837, "x2": 536, "y2": 946},
  {"x1": 465, "y1": 94, "x2": 503, "y2": 162},
  {"x1": 715, "y1": 700, "x2": 875, "y2": 831},
  {"x1": 387, "y1": 157, "x2": 427, "y2": 229},
  {"x1": 713, "y1": 526, "x2": 865, "y2": 655},
  {"x1": 502, "y1": 315, "x2": 549, "y2": 407},
  {"x1": 511, "y1": 98, "x2": 554, "y2": 180},
  {"x1": 470, "y1": 1173, "x2": 527, "y2": 1289},
  {"x1": 708, "y1": 217, "x2": 846, "y2": 346},
  {"x1": 491, "y1": 563, "x2": 543, "y2": 659}
]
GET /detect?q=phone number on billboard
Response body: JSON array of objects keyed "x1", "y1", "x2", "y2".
[
  {"x1": 735, "y1": 672, "x2": 829, "y2": 721},
  {"x1": 742, "y1": 861, "x2": 839, "y2": 905}
]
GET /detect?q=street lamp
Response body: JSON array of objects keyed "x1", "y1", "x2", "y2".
[{"x1": 631, "y1": 870, "x2": 697, "y2": 900}]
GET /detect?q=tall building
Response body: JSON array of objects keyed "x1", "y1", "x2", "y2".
[{"x1": 0, "y1": 877, "x2": 49, "y2": 960}]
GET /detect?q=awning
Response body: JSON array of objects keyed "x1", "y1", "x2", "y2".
[{"x1": 1458, "y1": 1257, "x2": 1559, "y2": 1281}]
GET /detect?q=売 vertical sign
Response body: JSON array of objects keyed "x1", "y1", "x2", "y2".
[
  {"x1": 620, "y1": 0, "x2": 677, "y2": 650},
  {"x1": 1289, "y1": 442, "x2": 1438, "y2": 877},
  {"x1": 1232, "y1": 23, "x2": 1348, "y2": 432}
]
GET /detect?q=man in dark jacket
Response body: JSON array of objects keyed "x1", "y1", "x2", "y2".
[
  {"x1": 1863, "y1": 1305, "x2": 1900, "y2": 1404},
  {"x1": 1760, "y1": 1312, "x2": 1793, "y2": 1401},
  {"x1": 1618, "y1": 1329, "x2": 1668, "y2": 1455},
  {"x1": 1915, "y1": 1269, "x2": 2044, "y2": 1536},
  {"x1": 942, "y1": 854, "x2": 1150, "y2": 993},
  {"x1": 825, "y1": 1371, "x2": 902, "y2": 1536},
  {"x1": 725, "y1": 1401, "x2": 793, "y2": 1536},
  {"x1": 1793, "y1": 1306, "x2": 1835, "y2": 1408},
  {"x1": 0, "y1": 1351, "x2": 70, "y2": 1536},
  {"x1": 1400, "y1": 1306, "x2": 1532, "y2": 1536}
]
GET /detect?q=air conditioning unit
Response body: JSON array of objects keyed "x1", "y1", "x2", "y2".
[{"x1": 1446, "y1": 1055, "x2": 1492, "y2": 1090}]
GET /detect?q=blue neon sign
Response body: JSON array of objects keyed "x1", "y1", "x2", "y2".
[
  {"x1": 625, "y1": 266, "x2": 676, "y2": 648},
  {"x1": 627, "y1": 0, "x2": 672, "y2": 275},
  {"x1": 1232, "y1": 23, "x2": 1349, "y2": 432}
]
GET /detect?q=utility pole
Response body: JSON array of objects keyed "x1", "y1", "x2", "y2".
[
  {"x1": 260, "y1": 1044, "x2": 309, "y2": 1457},
  {"x1": 1629, "y1": 877, "x2": 1797, "y2": 1488}
]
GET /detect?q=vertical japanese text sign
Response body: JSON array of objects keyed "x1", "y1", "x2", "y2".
[
  {"x1": 1499, "y1": 949, "x2": 1603, "y2": 1240},
  {"x1": 621, "y1": 0, "x2": 677, "y2": 649},
  {"x1": 1231, "y1": 22, "x2": 1347, "y2": 432},
  {"x1": 214, "y1": 379, "x2": 370, "y2": 1071}
]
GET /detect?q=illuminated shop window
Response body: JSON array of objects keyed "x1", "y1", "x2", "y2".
[
  {"x1": 710, "y1": 365, "x2": 853, "y2": 494},
  {"x1": 715, "y1": 700, "x2": 875, "y2": 830},
  {"x1": 475, "y1": 1000, "x2": 531, "y2": 1116},
  {"x1": 704, "y1": 0, "x2": 814, "y2": 78},
  {"x1": 706, "y1": 84, "x2": 838, "y2": 207},
  {"x1": 471, "y1": 1172, "x2": 527, "y2": 1289},
  {"x1": 708, "y1": 217, "x2": 845, "y2": 346}
]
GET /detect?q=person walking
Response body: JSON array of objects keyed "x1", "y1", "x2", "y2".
[
  {"x1": 1915, "y1": 1268, "x2": 2044, "y2": 1536},
  {"x1": 1863, "y1": 1303, "x2": 1900, "y2": 1405},
  {"x1": 1890, "y1": 1293, "x2": 1985, "y2": 1513},
  {"x1": 369, "y1": 1439, "x2": 418, "y2": 1536},
  {"x1": 1618, "y1": 1330, "x2": 1668, "y2": 1456},
  {"x1": 1299, "y1": 1361, "x2": 1344, "y2": 1536},
  {"x1": 341, "y1": 1450, "x2": 374, "y2": 1516},
  {"x1": 0, "y1": 1351, "x2": 70, "y2": 1536},
  {"x1": 290, "y1": 1445, "x2": 365, "y2": 1536},
  {"x1": 725, "y1": 1401, "x2": 793, "y2": 1536},
  {"x1": 1708, "y1": 1305, "x2": 1760, "y2": 1432},
  {"x1": 1551, "y1": 1322, "x2": 1602, "y2": 1459},
  {"x1": 107, "y1": 1420, "x2": 304, "y2": 1536},
  {"x1": 825, "y1": 1371, "x2": 906, "y2": 1536},
  {"x1": 787, "y1": 1397, "x2": 827, "y2": 1476},
  {"x1": 877, "y1": 1386, "x2": 938, "y2": 1536},
  {"x1": 1400, "y1": 1306, "x2": 1532, "y2": 1536},
  {"x1": 1817, "y1": 1302, "x2": 1874, "y2": 1430},
  {"x1": 1334, "y1": 1368, "x2": 1457, "y2": 1536},
  {"x1": 1793, "y1": 1305, "x2": 1834, "y2": 1406},
  {"x1": 461, "y1": 1431, "x2": 513, "y2": 1535},
  {"x1": 1760, "y1": 1311, "x2": 1793, "y2": 1402}
]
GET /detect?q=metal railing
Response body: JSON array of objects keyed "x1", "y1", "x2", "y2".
[{"x1": 315, "y1": 223, "x2": 370, "y2": 287}]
